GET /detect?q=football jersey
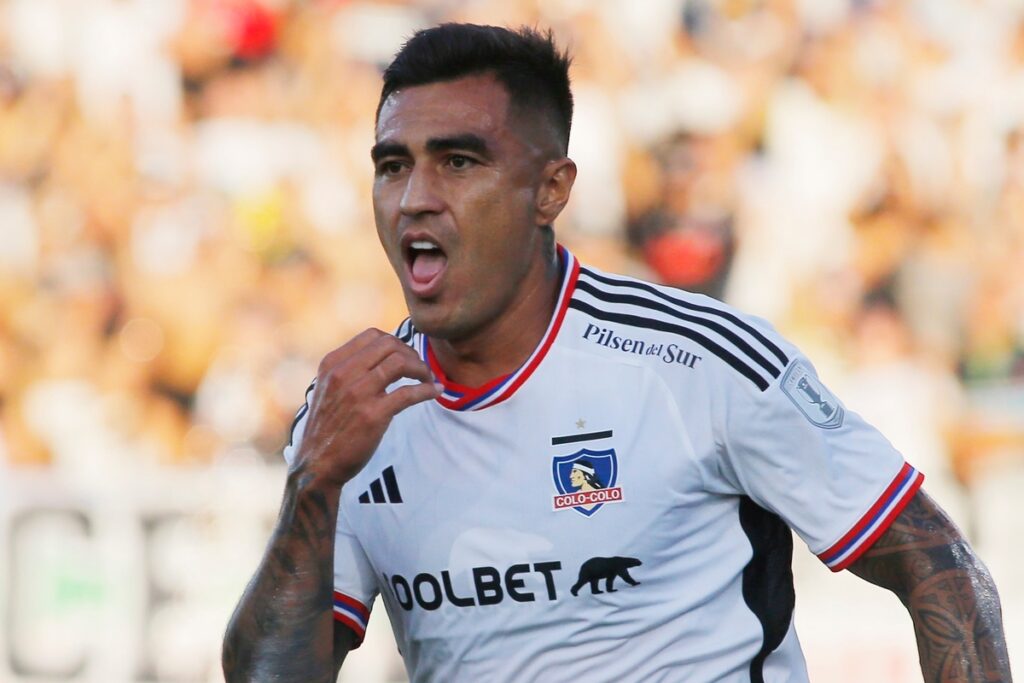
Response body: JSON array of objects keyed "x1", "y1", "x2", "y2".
[{"x1": 283, "y1": 246, "x2": 923, "y2": 683}]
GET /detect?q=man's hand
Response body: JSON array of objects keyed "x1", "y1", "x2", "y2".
[
  {"x1": 223, "y1": 329, "x2": 438, "y2": 683},
  {"x1": 848, "y1": 490, "x2": 1012, "y2": 682},
  {"x1": 295, "y1": 328, "x2": 439, "y2": 489}
]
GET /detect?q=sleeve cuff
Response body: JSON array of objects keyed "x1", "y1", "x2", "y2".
[
  {"x1": 332, "y1": 590, "x2": 371, "y2": 647},
  {"x1": 817, "y1": 462, "x2": 924, "y2": 572}
]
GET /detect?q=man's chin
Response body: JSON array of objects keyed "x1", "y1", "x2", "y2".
[
  {"x1": 407, "y1": 300, "x2": 482, "y2": 343},
  {"x1": 406, "y1": 299, "x2": 456, "y2": 339}
]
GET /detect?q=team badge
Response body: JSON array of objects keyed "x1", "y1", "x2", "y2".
[
  {"x1": 551, "y1": 448, "x2": 624, "y2": 517},
  {"x1": 781, "y1": 361, "x2": 845, "y2": 429}
]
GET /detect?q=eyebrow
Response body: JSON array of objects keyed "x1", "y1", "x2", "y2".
[
  {"x1": 370, "y1": 141, "x2": 410, "y2": 163},
  {"x1": 370, "y1": 134, "x2": 491, "y2": 163},
  {"x1": 425, "y1": 134, "x2": 490, "y2": 158}
]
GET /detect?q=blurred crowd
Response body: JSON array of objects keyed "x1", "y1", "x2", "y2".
[{"x1": 1, "y1": 0, "x2": 1022, "y2": 505}]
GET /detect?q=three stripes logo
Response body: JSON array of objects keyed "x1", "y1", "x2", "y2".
[{"x1": 358, "y1": 465, "x2": 403, "y2": 504}]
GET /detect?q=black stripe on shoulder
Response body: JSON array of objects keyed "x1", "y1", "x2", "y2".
[
  {"x1": 286, "y1": 379, "x2": 316, "y2": 447},
  {"x1": 576, "y1": 278, "x2": 782, "y2": 379},
  {"x1": 394, "y1": 318, "x2": 415, "y2": 344},
  {"x1": 568, "y1": 299, "x2": 771, "y2": 391},
  {"x1": 579, "y1": 267, "x2": 789, "y2": 367}
]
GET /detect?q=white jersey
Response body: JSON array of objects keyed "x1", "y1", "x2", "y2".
[{"x1": 283, "y1": 246, "x2": 923, "y2": 683}]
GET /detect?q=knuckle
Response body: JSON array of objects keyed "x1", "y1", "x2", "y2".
[
  {"x1": 366, "y1": 403, "x2": 388, "y2": 425},
  {"x1": 401, "y1": 350, "x2": 421, "y2": 369},
  {"x1": 373, "y1": 362, "x2": 392, "y2": 386},
  {"x1": 410, "y1": 384, "x2": 438, "y2": 405},
  {"x1": 324, "y1": 364, "x2": 347, "y2": 388},
  {"x1": 395, "y1": 353, "x2": 412, "y2": 373},
  {"x1": 362, "y1": 328, "x2": 385, "y2": 344},
  {"x1": 350, "y1": 401, "x2": 375, "y2": 423},
  {"x1": 317, "y1": 353, "x2": 336, "y2": 376},
  {"x1": 408, "y1": 386, "x2": 431, "y2": 403},
  {"x1": 382, "y1": 335, "x2": 405, "y2": 352}
]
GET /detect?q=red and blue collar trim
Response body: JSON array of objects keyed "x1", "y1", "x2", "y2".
[{"x1": 417, "y1": 245, "x2": 580, "y2": 412}]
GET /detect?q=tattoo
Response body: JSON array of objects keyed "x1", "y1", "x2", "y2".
[
  {"x1": 849, "y1": 491, "x2": 1012, "y2": 682},
  {"x1": 222, "y1": 469, "x2": 343, "y2": 683}
]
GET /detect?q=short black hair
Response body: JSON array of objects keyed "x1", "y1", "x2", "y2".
[{"x1": 378, "y1": 24, "x2": 573, "y2": 153}]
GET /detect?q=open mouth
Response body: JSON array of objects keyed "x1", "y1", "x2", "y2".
[{"x1": 405, "y1": 238, "x2": 448, "y2": 295}]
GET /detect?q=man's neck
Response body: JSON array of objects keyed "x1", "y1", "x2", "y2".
[{"x1": 428, "y1": 252, "x2": 561, "y2": 388}]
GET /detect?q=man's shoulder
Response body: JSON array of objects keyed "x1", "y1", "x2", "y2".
[{"x1": 567, "y1": 263, "x2": 794, "y2": 395}]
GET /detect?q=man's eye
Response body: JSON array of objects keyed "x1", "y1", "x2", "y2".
[
  {"x1": 379, "y1": 161, "x2": 405, "y2": 175},
  {"x1": 447, "y1": 155, "x2": 474, "y2": 170}
]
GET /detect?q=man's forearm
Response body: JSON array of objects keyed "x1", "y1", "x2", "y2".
[
  {"x1": 902, "y1": 549, "x2": 1009, "y2": 681},
  {"x1": 222, "y1": 468, "x2": 340, "y2": 683},
  {"x1": 850, "y1": 492, "x2": 1012, "y2": 682}
]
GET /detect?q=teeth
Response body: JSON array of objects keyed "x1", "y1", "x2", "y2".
[{"x1": 410, "y1": 240, "x2": 439, "y2": 251}]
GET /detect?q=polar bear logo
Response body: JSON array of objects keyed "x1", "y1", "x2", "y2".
[{"x1": 570, "y1": 556, "x2": 642, "y2": 596}]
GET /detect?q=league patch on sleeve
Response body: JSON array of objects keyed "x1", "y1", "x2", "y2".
[{"x1": 781, "y1": 362, "x2": 844, "y2": 429}]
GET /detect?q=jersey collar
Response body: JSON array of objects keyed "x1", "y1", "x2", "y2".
[{"x1": 417, "y1": 245, "x2": 580, "y2": 412}]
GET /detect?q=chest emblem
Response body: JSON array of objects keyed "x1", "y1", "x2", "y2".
[{"x1": 551, "y1": 448, "x2": 624, "y2": 517}]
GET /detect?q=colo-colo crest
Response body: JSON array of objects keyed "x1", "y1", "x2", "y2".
[{"x1": 551, "y1": 448, "x2": 624, "y2": 517}]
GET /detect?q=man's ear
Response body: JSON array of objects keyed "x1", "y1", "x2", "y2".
[{"x1": 535, "y1": 158, "x2": 577, "y2": 225}]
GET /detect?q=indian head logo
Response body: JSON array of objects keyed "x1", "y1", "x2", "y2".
[{"x1": 551, "y1": 448, "x2": 624, "y2": 517}]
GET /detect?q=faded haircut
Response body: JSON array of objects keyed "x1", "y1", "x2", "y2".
[{"x1": 378, "y1": 23, "x2": 574, "y2": 153}]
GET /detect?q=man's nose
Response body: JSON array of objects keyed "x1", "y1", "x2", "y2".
[{"x1": 399, "y1": 166, "x2": 444, "y2": 216}]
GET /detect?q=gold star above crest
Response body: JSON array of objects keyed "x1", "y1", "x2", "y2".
[{"x1": 575, "y1": 418, "x2": 586, "y2": 429}]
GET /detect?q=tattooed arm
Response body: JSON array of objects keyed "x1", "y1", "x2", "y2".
[
  {"x1": 222, "y1": 330, "x2": 438, "y2": 682},
  {"x1": 848, "y1": 489, "x2": 1012, "y2": 682},
  {"x1": 222, "y1": 468, "x2": 345, "y2": 682}
]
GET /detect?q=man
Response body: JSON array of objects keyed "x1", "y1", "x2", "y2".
[{"x1": 222, "y1": 24, "x2": 1012, "y2": 682}]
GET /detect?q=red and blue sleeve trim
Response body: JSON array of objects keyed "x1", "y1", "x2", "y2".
[
  {"x1": 421, "y1": 245, "x2": 580, "y2": 412},
  {"x1": 818, "y1": 462, "x2": 924, "y2": 572},
  {"x1": 332, "y1": 590, "x2": 370, "y2": 646}
]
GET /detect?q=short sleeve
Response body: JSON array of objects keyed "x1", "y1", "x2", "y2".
[
  {"x1": 281, "y1": 379, "x2": 379, "y2": 645},
  {"x1": 713, "y1": 353, "x2": 924, "y2": 572},
  {"x1": 332, "y1": 506, "x2": 379, "y2": 646}
]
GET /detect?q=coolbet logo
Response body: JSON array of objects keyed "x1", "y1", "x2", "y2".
[
  {"x1": 551, "y1": 448, "x2": 623, "y2": 516},
  {"x1": 383, "y1": 556, "x2": 642, "y2": 611},
  {"x1": 384, "y1": 562, "x2": 563, "y2": 611}
]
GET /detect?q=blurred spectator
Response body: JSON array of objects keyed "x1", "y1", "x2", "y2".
[
  {"x1": 626, "y1": 133, "x2": 737, "y2": 299},
  {"x1": 0, "y1": 0, "x2": 1019, "y2": 499}
]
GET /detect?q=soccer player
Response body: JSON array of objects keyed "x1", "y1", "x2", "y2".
[{"x1": 222, "y1": 24, "x2": 1012, "y2": 682}]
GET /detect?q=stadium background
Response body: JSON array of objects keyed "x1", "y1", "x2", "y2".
[{"x1": 0, "y1": 0, "x2": 1021, "y2": 681}]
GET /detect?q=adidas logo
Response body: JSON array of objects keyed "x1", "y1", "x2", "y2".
[{"x1": 358, "y1": 465, "x2": 403, "y2": 504}]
